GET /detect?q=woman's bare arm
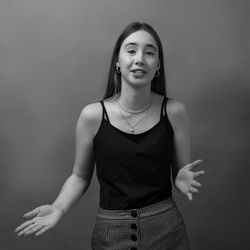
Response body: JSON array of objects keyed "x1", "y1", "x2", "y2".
[
  {"x1": 52, "y1": 102, "x2": 101, "y2": 214},
  {"x1": 14, "y1": 103, "x2": 102, "y2": 237},
  {"x1": 167, "y1": 99, "x2": 204, "y2": 200},
  {"x1": 167, "y1": 99, "x2": 191, "y2": 180}
]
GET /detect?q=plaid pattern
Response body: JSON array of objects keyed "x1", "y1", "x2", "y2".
[{"x1": 91, "y1": 198, "x2": 190, "y2": 250}]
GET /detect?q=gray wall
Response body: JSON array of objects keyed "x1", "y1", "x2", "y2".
[{"x1": 1, "y1": 0, "x2": 249, "y2": 249}]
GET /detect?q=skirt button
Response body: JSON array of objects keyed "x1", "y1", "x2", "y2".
[
  {"x1": 130, "y1": 234, "x2": 138, "y2": 241},
  {"x1": 130, "y1": 223, "x2": 137, "y2": 230}
]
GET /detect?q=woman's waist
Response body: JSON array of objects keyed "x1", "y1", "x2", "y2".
[{"x1": 97, "y1": 196, "x2": 175, "y2": 220}]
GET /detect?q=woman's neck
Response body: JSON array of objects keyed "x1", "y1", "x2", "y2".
[{"x1": 117, "y1": 82, "x2": 153, "y2": 111}]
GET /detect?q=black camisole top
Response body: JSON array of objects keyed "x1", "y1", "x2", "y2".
[{"x1": 93, "y1": 96, "x2": 174, "y2": 210}]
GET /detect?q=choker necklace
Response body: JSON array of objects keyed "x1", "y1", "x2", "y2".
[
  {"x1": 116, "y1": 96, "x2": 152, "y2": 133},
  {"x1": 117, "y1": 99, "x2": 151, "y2": 114}
]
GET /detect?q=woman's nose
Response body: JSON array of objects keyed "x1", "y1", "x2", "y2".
[{"x1": 134, "y1": 52, "x2": 144, "y2": 65}]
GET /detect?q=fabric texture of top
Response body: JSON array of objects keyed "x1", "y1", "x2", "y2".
[{"x1": 93, "y1": 95, "x2": 174, "y2": 210}]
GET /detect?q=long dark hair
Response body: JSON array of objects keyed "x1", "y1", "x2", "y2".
[{"x1": 102, "y1": 22, "x2": 167, "y2": 100}]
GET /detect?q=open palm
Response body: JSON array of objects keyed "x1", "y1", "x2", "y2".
[
  {"x1": 14, "y1": 204, "x2": 63, "y2": 237},
  {"x1": 175, "y1": 159, "x2": 204, "y2": 201}
]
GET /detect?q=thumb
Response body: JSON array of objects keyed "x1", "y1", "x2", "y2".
[
  {"x1": 23, "y1": 207, "x2": 40, "y2": 218},
  {"x1": 188, "y1": 159, "x2": 203, "y2": 170}
]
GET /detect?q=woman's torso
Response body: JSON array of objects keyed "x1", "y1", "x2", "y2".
[{"x1": 93, "y1": 93, "x2": 174, "y2": 210}]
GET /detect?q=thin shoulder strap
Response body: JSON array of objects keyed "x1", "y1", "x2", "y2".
[
  {"x1": 100, "y1": 101, "x2": 110, "y2": 123},
  {"x1": 160, "y1": 96, "x2": 168, "y2": 118}
]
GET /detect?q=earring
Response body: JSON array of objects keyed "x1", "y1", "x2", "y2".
[
  {"x1": 155, "y1": 69, "x2": 160, "y2": 78},
  {"x1": 116, "y1": 63, "x2": 121, "y2": 74}
]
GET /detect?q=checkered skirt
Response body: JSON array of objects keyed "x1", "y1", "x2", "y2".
[{"x1": 91, "y1": 197, "x2": 190, "y2": 250}]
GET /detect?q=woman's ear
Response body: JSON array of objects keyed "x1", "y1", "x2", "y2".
[{"x1": 157, "y1": 61, "x2": 160, "y2": 71}]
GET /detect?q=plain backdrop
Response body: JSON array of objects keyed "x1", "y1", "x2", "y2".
[{"x1": 0, "y1": 0, "x2": 249, "y2": 249}]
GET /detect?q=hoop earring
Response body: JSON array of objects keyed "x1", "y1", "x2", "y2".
[
  {"x1": 116, "y1": 65, "x2": 121, "y2": 74},
  {"x1": 155, "y1": 69, "x2": 160, "y2": 78}
]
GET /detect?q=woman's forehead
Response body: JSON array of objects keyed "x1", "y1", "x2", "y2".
[{"x1": 121, "y1": 30, "x2": 158, "y2": 50}]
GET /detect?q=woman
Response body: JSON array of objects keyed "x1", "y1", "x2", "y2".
[{"x1": 14, "y1": 22, "x2": 204, "y2": 250}]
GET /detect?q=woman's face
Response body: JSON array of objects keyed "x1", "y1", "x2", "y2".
[{"x1": 117, "y1": 30, "x2": 160, "y2": 88}]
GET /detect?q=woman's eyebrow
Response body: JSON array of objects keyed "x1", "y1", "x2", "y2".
[{"x1": 124, "y1": 42, "x2": 157, "y2": 50}]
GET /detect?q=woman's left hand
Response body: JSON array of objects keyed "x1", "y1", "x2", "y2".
[{"x1": 174, "y1": 159, "x2": 204, "y2": 201}]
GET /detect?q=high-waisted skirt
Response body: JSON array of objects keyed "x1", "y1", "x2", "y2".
[{"x1": 91, "y1": 197, "x2": 190, "y2": 250}]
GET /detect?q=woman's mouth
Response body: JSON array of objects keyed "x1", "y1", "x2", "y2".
[
  {"x1": 131, "y1": 69, "x2": 147, "y2": 77},
  {"x1": 131, "y1": 69, "x2": 146, "y2": 73}
]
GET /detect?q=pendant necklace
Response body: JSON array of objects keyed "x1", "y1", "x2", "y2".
[{"x1": 116, "y1": 97, "x2": 152, "y2": 133}]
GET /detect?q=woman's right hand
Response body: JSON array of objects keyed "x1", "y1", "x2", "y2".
[{"x1": 14, "y1": 204, "x2": 64, "y2": 237}]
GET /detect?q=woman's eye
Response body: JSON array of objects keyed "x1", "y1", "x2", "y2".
[
  {"x1": 127, "y1": 50, "x2": 136, "y2": 54},
  {"x1": 145, "y1": 51, "x2": 154, "y2": 56}
]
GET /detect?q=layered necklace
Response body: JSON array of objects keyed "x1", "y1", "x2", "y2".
[{"x1": 116, "y1": 96, "x2": 152, "y2": 133}]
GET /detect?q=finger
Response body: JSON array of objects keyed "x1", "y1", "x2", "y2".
[
  {"x1": 190, "y1": 187, "x2": 199, "y2": 193},
  {"x1": 25, "y1": 225, "x2": 43, "y2": 236},
  {"x1": 23, "y1": 207, "x2": 40, "y2": 218},
  {"x1": 35, "y1": 226, "x2": 50, "y2": 236},
  {"x1": 189, "y1": 159, "x2": 203, "y2": 170},
  {"x1": 19, "y1": 224, "x2": 37, "y2": 236},
  {"x1": 17, "y1": 224, "x2": 40, "y2": 237},
  {"x1": 186, "y1": 192, "x2": 193, "y2": 201},
  {"x1": 17, "y1": 224, "x2": 34, "y2": 237},
  {"x1": 15, "y1": 220, "x2": 34, "y2": 233},
  {"x1": 191, "y1": 180, "x2": 202, "y2": 188},
  {"x1": 194, "y1": 170, "x2": 205, "y2": 178}
]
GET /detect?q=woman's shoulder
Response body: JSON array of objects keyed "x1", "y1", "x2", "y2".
[
  {"x1": 153, "y1": 93, "x2": 187, "y2": 115},
  {"x1": 79, "y1": 101, "x2": 102, "y2": 121},
  {"x1": 165, "y1": 97, "x2": 189, "y2": 127},
  {"x1": 77, "y1": 101, "x2": 103, "y2": 136},
  {"x1": 166, "y1": 97, "x2": 187, "y2": 115}
]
